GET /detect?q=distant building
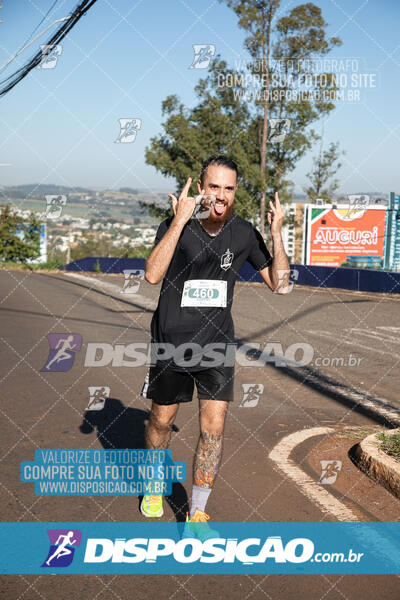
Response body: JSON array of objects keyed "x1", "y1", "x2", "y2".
[
  {"x1": 281, "y1": 203, "x2": 304, "y2": 263},
  {"x1": 383, "y1": 192, "x2": 400, "y2": 271},
  {"x1": 344, "y1": 255, "x2": 382, "y2": 269},
  {"x1": 281, "y1": 204, "x2": 296, "y2": 261}
]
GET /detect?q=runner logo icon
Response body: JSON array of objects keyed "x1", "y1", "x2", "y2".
[
  {"x1": 239, "y1": 383, "x2": 264, "y2": 407},
  {"x1": 189, "y1": 44, "x2": 216, "y2": 69},
  {"x1": 44, "y1": 194, "x2": 67, "y2": 219},
  {"x1": 318, "y1": 460, "x2": 342, "y2": 485},
  {"x1": 86, "y1": 386, "x2": 110, "y2": 411},
  {"x1": 42, "y1": 529, "x2": 82, "y2": 567},
  {"x1": 220, "y1": 248, "x2": 234, "y2": 271},
  {"x1": 115, "y1": 118, "x2": 142, "y2": 143},
  {"x1": 37, "y1": 44, "x2": 62, "y2": 69},
  {"x1": 41, "y1": 333, "x2": 82, "y2": 372}
]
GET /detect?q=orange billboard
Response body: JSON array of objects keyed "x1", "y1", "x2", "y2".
[{"x1": 306, "y1": 205, "x2": 386, "y2": 266}]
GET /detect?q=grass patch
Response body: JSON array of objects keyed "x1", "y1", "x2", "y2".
[
  {"x1": 337, "y1": 426, "x2": 379, "y2": 441},
  {"x1": 0, "y1": 259, "x2": 64, "y2": 271},
  {"x1": 377, "y1": 430, "x2": 400, "y2": 459}
]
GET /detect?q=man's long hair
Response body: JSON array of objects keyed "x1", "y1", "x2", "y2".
[{"x1": 199, "y1": 155, "x2": 238, "y2": 187}]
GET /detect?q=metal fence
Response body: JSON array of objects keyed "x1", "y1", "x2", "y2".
[{"x1": 61, "y1": 257, "x2": 400, "y2": 294}]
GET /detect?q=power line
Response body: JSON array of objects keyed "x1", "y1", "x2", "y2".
[
  {"x1": 0, "y1": 0, "x2": 99, "y2": 98},
  {"x1": 0, "y1": 17, "x2": 69, "y2": 73},
  {"x1": 26, "y1": 0, "x2": 60, "y2": 42}
]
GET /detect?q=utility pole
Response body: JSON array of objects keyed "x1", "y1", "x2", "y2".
[{"x1": 66, "y1": 228, "x2": 72, "y2": 264}]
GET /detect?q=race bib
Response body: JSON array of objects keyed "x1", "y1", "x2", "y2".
[{"x1": 181, "y1": 279, "x2": 227, "y2": 308}]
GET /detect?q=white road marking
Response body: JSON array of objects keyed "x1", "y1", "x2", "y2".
[
  {"x1": 64, "y1": 272, "x2": 156, "y2": 309},
  {"x1": 349, "y1": 327, "x2": 400, "y2": 345},
  {"x1": 272, "y1": 330, "x2": 400, "y2": 424},
  {"x1": 299, "y1": 367, "x2": 400, "y2": 424},
  {"x1": 269, "y1": 427, "x2": 359, "y2": 521},
  {"x1": 305, "y1": 329, "x2": 400, "y2": 424},
  {"x1": 307, "y1": 329, "x2": 400, "y2": 361}
]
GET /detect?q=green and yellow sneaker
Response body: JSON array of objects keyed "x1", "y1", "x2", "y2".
[
  {"x1": 182, "y1": 509, "x2": 219, "y2": 541},
  {"x1": 140, "y1": 494, "x2": 163, "y2": 518}
]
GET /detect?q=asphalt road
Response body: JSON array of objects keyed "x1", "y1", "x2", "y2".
[{"x1": 1, "y1": 269, "x2": 399, "y2": 599}]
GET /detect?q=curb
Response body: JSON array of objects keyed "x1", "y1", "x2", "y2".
[{"x1": 352, "y1": 429, "x2": 400, "y2": 499}]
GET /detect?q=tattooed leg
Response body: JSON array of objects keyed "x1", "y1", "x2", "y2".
[
  {"x1": 193, "y1": 399, "x2": 228, "y2": 488},
  {"x1": 193, "y1": 431, "x2": 223, "y2": 488}
]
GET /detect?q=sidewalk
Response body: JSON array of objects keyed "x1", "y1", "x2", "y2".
[{"x1": 353, "y1": 429, "x2": 400, "y2": 499}]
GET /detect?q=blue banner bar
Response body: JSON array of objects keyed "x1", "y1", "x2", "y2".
[
  {"x1": 0, "y1": 522, "x2": 399, "y2": 574},
  {"x1": 20, "y1": 449, "x2": 186, "y2": 496}
]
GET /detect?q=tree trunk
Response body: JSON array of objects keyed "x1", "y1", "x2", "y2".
[{"x1": 259, "y1": 11, "x2": 272, "y2": 239}]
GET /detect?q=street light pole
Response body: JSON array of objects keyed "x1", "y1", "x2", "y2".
[{"x1": 66, "y1": 229, "x2": 72, "y2": 264}]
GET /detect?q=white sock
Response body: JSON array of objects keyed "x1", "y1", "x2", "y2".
[
  {"x1": 190, "y1": 484, "x2": 212, "y2": 518},
  {"x1": 145, "y1": 462, "x2": 162, "y2": 496}
]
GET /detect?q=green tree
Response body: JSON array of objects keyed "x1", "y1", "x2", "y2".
[
  {"x1": 304, "y1": 140, "x2": 343, "y2": 202},
  {"x1": 221, "y1": 0, "x2": 280, "y2": 234},
  {"x1": 47, "y1": 237, "x2": 67, "y2": 264},
  {"x1": 222, "y1": 1, "x2": 342, "y2": 233},
  {"x1": 114, "y1": 244, "x2": 152, "y2": 258},
  {"x1": 145, "y1": 82, "x2": 260, "y2": 221},
  {"x1": 0, "y1": 204, "x2": 41, "y2": 262},
  {"x1": 70, "y1": 237, "x2": 152, "y2": 261},
  {"x1": 146, "y1": 2, "x2": 341, "y2": 233},
  {"x1": 71, "y1": 238, "x2": 114, "y2": 261}
]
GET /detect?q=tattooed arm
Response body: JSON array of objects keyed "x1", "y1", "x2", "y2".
[{"x1": 193, "y1": 432, "x2": 223, "y2": 489}]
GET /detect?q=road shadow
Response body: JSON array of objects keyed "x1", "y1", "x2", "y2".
[
  {"x1": 44, "y1": 273, "x2": 155, "y2": 313},
  {"x1": 281, "y1": 363, "x2": 400, "y2": 427},
  {"x1": 237, "y1": 298, "x2": 371, "y2": 343},
  {"x1": 79, "y1": 397, "x2": 188, "y2": 522},
  {"x1": 236, "y1": 298, "x2": 400, "y2": 429},
  {"x1": 236, "y1": 343, "x2": 400, "y2": 428},
  {"x1": 0, "y1": 306, "x2": 145, "y2": 331}
]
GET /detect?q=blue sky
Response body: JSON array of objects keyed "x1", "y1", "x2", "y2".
[{"x1": 0, "y1": 0, "x2": 399, "y2": 197}]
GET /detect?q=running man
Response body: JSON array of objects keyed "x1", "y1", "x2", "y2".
[
  {"x1": 45, "y1": 335, "x2": 76, "y2": 371},
  {"x1": 140, "y1": 155, "x2": 290, "y2": 530},
  {"x1": 45, "y1": 531, "x2": 76, "y2": 565}
]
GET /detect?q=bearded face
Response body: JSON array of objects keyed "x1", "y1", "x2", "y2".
[{"x1": 197, "y1": 165, "x2": 237, "y2": 224}]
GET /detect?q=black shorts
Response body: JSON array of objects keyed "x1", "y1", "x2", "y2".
[{"x1": 141, "y1": 363, "x2": 234, "y2": 405}]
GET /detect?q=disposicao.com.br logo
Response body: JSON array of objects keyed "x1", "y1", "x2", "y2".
[
  {"x1": 84, "y1": 535, "x2": 316, "y2": 564},
  {"x1": 1, "y1": 522, "x2": 396, "y2": 574},
  {"x1": 82, "y1": 535, "x2": 366, "y2": 568}
]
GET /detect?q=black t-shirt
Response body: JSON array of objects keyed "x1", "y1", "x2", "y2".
[{"x1": 150, "y1": 213, "x2": 272, "y2": 371}]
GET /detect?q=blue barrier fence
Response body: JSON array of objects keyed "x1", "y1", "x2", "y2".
[
  {"x1": 61, "y1": 257, "x2": 400, "y2": 294},
  {"x1": 62, "y1": 257, "x2": 146, "y2": 274}
]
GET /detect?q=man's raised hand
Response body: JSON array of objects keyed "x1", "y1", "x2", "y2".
[
  {"x1": 168, "y1": 177, "x2": 196, "y2": 225},
  {"x1": 267, "y1": 191, "x2": 284, "y2": 236}
]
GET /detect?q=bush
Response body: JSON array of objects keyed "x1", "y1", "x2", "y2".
[
  {"x1": 34, "y1": 257, "x2": 65, "y2": 270},
  {"x1": 0, "y1": 204, "x2": 41, "y2": 262}
]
